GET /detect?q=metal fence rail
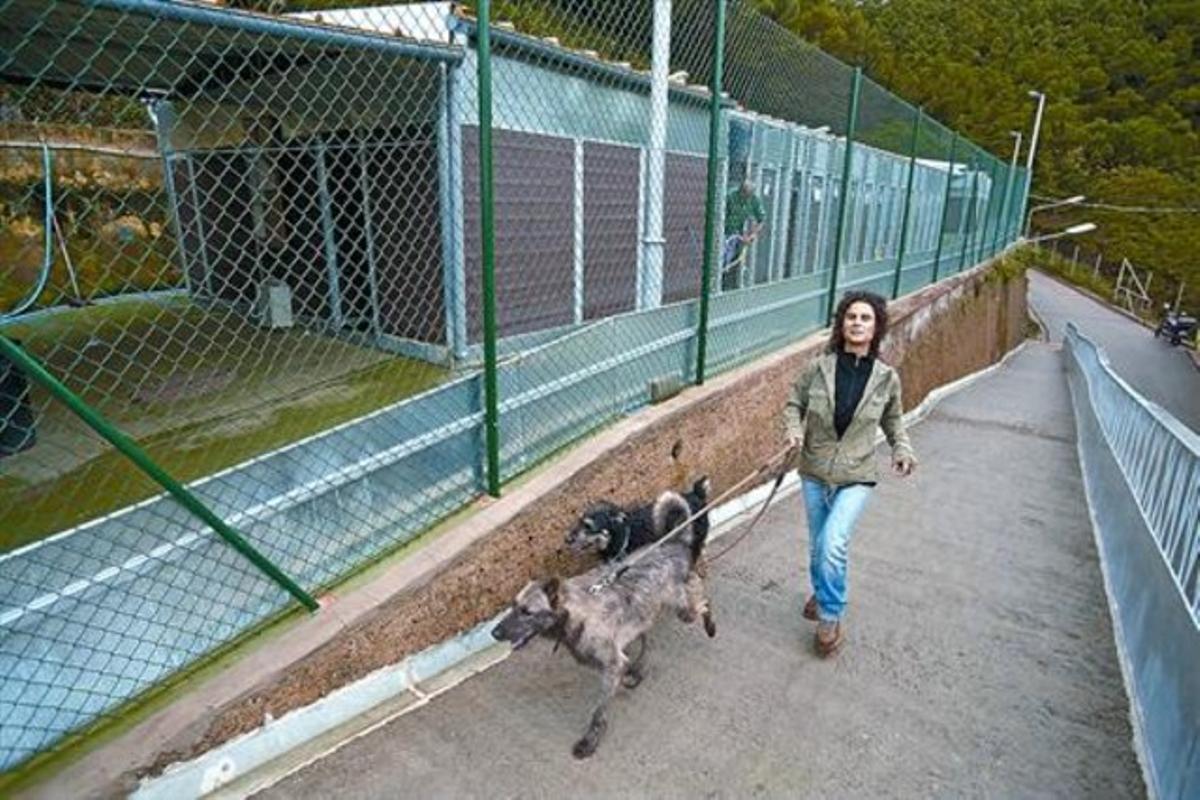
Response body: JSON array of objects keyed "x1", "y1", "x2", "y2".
[
  {"x1": 0, "y1": 0, "x2": 1026, "y2": 773},
  {"x1": 1064, "y1": 324, "x2": 1199, "y2": 622},
  {"x1": 1062, "y1": 323, "x2": 1199, "y2": 800}
]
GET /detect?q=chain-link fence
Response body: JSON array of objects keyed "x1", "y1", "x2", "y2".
[{"x1": 0, "y1": 0, "x2": 1027, "y2": 775}]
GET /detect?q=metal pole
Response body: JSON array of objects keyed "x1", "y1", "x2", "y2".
[
  {"x1": 994, "y1": 131, "x2": 1020, "y2": 255},
  {"x1": 891, "y1": 106, "x2": 922, "y2": 299},
  {"x1": 990, "y1": 159, "x2": 1003, "y2": 258},
  {"x1": 314, "y1": 140, "x2": 345, "y2": 330},
  {"x1": 931, "y1": 132, "x2": 958, "y2": 283},
  {"x1": 150, "y1": 100, "x2": 198, "y2": 298},
  {"x1": 978, "y1": 159, "x2": 991, "y2": 262},
  {"x1": 826, "y1": 66, "x2": 862, "y2": 325},
  {"x1": 957, "y1": 162, "x2": 979, "y2": 273},
  {"x1": 981, "y1": 158, "x2": 998, "y2": 260},
  {"x1": 642, "y1": 0, "x2": 671, "y2": 310},
  {"x1": 696, "y1": 0, "x2": 725, "y2": 386},
  {"x1": 183, "y1": 156, "x2": 214, "y2": 297},
  {"x1": 477, "y1": 0, "x2": 501, "y2": 497},
  {"x1": 1020, "y1": 91, "x2": 1046, "y2": 236},
  {"x1": 0, "y1": 335, "x2": 319, "y2": 611},
  {"x1": 357, "y1": 146, "x2": 384, "y2": 338}
]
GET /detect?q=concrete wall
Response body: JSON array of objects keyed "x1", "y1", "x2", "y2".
[{"x1": 24, "y1": 258, "x2": 1028, "y2": 799}]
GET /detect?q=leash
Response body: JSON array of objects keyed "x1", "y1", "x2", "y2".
[
  {"x1": 587, "y1": 444, "x2": 796, "y2": 594},
  {"x1": 705, "y1": 465, "x2": 789, "y2": 564}
]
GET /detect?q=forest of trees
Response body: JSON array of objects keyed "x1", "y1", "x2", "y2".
[{"x1": 753, "y1": 0, "x2": 1199, "y2": 306}]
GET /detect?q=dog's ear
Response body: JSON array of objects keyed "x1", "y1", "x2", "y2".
[{"x1": 542, "y1": 577, "x2": 561, "y2": 609}]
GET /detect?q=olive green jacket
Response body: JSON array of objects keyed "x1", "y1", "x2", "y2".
[{"x1": 783, "y1": 352, "x2": 916, "y2": 485}]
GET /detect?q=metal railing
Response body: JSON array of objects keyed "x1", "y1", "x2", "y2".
[{"x1": 1063, "y1": 322, "x2": 1199, "y2": 800}]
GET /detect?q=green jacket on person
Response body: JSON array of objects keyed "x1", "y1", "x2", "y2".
[{"x1": 784, "y1": 352, "x2": 917, "y2": 485}]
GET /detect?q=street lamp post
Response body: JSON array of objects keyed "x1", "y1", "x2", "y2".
[
  {"x1": 994, "y1": 130, "x2": 1021, "y2": 252},
  {"x1": 1018, "y1": 90, "x2": 1046, "y2": 236},
  {"x1": 1026, "y1": 222, "x2": 1097, "y2": 245}
]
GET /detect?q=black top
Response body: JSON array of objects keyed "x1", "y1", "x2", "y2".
[{"x1": 834, "y1": 351, "x2": 874, "y2": 439}]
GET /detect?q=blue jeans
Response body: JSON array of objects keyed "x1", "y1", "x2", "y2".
[{"x1": 801, "y1": 478, "x2": 873, "y2": 622}]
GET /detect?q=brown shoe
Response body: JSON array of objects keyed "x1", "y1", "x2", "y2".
[
  {"x1": 815, "y1": 621, "x2": 843, "y2": 657},
  {"x1": 802, "y1": 595, "x2": 819, "y2": 621}
]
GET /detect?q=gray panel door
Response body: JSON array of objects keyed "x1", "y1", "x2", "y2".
[
  {"x1": 583, "y1": 141, "x2": 638, "y2": 320},
  {"x1": 463, "y1": 127, "x2": 575, "y2": 342}
]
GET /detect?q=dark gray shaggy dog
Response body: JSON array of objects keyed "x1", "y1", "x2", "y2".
[{"x1": 492, "y1": 491, "x2": 716, "y2": 759}]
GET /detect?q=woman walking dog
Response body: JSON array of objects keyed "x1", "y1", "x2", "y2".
[{"x1": 784, "y1": 290, "x2": 917, "y2": 657}]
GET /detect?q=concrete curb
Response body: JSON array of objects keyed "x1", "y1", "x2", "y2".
[
  {"x1": 1026, "y1": 299, "x2": 1051, "y2": 343},
  {"x1": 131, "y1": 341, "x2": 1030, "y2": 800}
]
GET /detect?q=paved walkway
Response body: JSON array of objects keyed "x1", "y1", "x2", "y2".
[{"x1": 258, "y1": 342, "x2": 1143, "y2": 798}]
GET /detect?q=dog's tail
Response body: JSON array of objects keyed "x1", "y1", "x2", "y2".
[{"x1": 652, "y1": 481, "x2": 711, "y2": 563}]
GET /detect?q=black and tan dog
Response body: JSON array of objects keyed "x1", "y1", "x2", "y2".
[
  {"x1": 492, "y1": 490, "x2": 716, "y2": 759},
  {"x1": 564, "y1": 477, "x2": 712, "y2": 562}
]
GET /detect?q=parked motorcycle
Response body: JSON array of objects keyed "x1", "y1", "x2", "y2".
[{"x1": 1154, "y1": 304, "x2": 1198, "y2": 346}]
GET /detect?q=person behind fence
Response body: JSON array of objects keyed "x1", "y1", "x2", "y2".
[
  {"x1": 783, "y1": 290, "x2": 917, "y2": 657},
  {"x1": 721, "y1": 179, "x2": 765, "y2": 287}
]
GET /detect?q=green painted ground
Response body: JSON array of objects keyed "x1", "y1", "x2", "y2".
[{"x1": 1, "y1": 295, "x2": 448, "y2": 551}]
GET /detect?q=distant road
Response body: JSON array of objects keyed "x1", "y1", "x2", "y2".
[{"x1": 1028, "y1": 269, "x2": 1200, "y2": 432}]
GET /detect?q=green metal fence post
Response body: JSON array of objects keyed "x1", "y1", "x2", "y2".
[
  {"x1": 976, "y1": 159, "x2": 989, "y2": 261},
  {"x1": 984, "y1": 160, "x2": 1003, "y2": 261},
  {"x1": 696, "y1": 0, "x2": 726, "y2": 386},
  {"x1": 477, "y1": 0, "x2": 501, "y2": 497},
  {"x1": 992, "y1": 159, "x2": 1011, "y2": 256},
  {"x1": 974, "y1": 158, "x2": 988, "y2": 263},
  {"x1": 0, "y1": 335, "x2": 319, "y2": 611},
  {"x1": 958, "y1": 160, "x2": 979, "y2": 272},
  {"x1": 827, "y1": 66, "x2": 862, "y2": 324},
  {"x1": 1010, "y1": 171, "x2": 1027, "y2": 244},
  {"x1": 890, "y1": 106, "x2": 922, "y2": 299},
  {"x1": 930, "y1": 131, "x2": 958, "y2": 283}
]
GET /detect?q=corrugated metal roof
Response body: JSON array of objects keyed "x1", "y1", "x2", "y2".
[{"x1": 0, "y1": 0, "x2": 462, "y2": 97}]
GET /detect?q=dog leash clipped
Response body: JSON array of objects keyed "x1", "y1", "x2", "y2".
[{"x1": 586, "y1": 444, "x2": 796, "y2": 594}]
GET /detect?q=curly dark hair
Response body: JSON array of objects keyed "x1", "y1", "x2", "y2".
[{"x1": 827, "y1": 290, "x2": 889, "y2": 358}]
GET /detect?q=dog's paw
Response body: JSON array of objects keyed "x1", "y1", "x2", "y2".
[
  {"x1": 703, "y1": 613, "x2": 717, "y2": 638},
  {"x1": 572, "y1": 737, "x2": 598, "y2": 759}
]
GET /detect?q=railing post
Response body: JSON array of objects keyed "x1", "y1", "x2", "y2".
[
  {"x1": 827, "y1": 66, "x2": 862, "y2": 324},
  {"x1": 696, "y1": 0, "x2": 726, "y2": 385},
  {"x1": 891, "y1": 106, "x2": 922, "y2": 299},
  {"x1": 931, "y1": 131, "x2": 958, "y2": 283},
  {"x1": 0, "y1": 335, "x2": 319, "y2": 611},
  {"x1": 476, "y1": 0, "x2": 501, "y2": 497}
]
